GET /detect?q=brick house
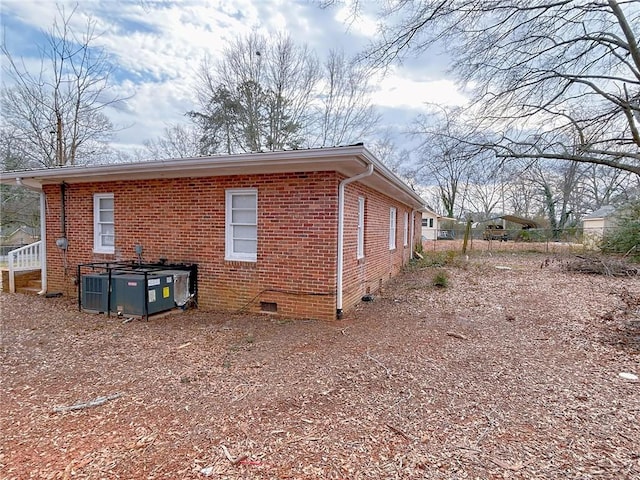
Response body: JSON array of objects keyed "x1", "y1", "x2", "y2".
[{"x1": 1, "y1": 145, "x2": 425, "y2": 320}]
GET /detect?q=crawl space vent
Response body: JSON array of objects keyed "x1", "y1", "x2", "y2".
[{"x1": 260, "y1": 301, "x2": 278, "y2": 313}]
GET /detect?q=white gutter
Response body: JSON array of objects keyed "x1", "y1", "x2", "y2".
[
  {"x1": 15, "y1": 178, "x2": 47, "y2": 294},
  {"x1": 410, "y1": 210, "x2": 415, "y2": 260},
  {"x1": 336, "y1": 163, "x2": 374, "y2": 319},
  {"x1": 38, "y1": 191, "x2": 47, "y2": 294},
  {"x1": 0, "y1": 145, "x2": 427, "y2": 209}
]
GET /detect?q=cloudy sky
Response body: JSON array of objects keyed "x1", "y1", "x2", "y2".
[{"x1": 0, "y1": 0, "x2": 466, "y2": 155}]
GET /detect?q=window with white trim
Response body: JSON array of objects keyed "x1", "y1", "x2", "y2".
[
  {"x1": 225, "y1": 189, "x2": 257, "y2": 262},
  {"x1": 411, "y1": 212, "x2": 415, "y2": 250},
  {"x1": 357, "y1": 197, "x2": 365, "y2": 259},
  {"x1": 403, "y1": 211, "x2": 409, "y2": 247},
  {"x1": 94, "y1": 193, "x2": 115, "y2": 253},
  {"x1": 389, "y1": 207, "x2": 397, "y2": 250}
]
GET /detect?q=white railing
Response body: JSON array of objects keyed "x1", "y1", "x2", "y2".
[{"x1": 8, "y1": 241, "x2": 42, "y2": 293}]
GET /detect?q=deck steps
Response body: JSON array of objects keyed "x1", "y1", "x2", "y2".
[
  {"x1": 1, "y1": 269, "x2": 41, "y2": 294},
  {"x1": 17, "y1": 278, "x2": 42, "y2": 295}
]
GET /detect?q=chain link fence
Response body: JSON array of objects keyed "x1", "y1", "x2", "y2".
[{"x1": 423, "y1": 226, "x2": 618, "y2": 254}]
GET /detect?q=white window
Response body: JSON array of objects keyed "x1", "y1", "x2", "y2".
[
  {"x1": 403, "y1": 211, "x2": 409, "y2": 247},
  {"x1": 389, "y1": 207, "x2": 397, "y2": 250},
  {"x1": 357, "y1": 197, "x2": 365, "y2": 259},
  {"x1": 225, "y1": 189, "x2": 257, "y2": 262},
  {"x1": 411, "y1": 212, "x2": 415, "y2": 249},
  {"x1": 94, "y1": 193, "x2": 115, "y2": 253}
]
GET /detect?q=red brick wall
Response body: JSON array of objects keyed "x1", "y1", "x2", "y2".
[
  {"x1": 42, "y1": 171, "x2": 421, "y2": 321},
  {"x1": 340, "y1": 181, "x2": 421, "y2": 311},
  {"x1": 43, "y1": 172, "x2": 339, "y2": 320}
]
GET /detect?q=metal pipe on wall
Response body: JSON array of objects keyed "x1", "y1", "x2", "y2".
[{"x1": 336, "y1": 163, "x2": 374, "y2": 319}]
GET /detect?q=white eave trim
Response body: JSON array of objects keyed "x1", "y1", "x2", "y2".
[{"x1": 1, "y1": 145, "x2": 426, "y2": 209}]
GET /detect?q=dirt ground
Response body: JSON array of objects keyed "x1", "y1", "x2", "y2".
[{"x1": 1, "y1": 252, "x2": 639, "y2": 480}]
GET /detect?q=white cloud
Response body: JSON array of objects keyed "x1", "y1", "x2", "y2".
[
  {"x1": 1, "y1": 0, "x2": 462, "y2": 154},
  {"x1": 372, "y1": 69, "x2": 467, "y2": 110},
  {"x1": 334, "y1": 2, "x2": 378, "y2": 38},
  {"x1": 96, "y1": 2, "x2": 256, "y2": 79},
  {"x1": 106, "y1": 78, "x2": 197, "y2": 152}
]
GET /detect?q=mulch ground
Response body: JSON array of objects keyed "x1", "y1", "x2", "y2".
[{"x1": 1, "y1": 252, "x2": 639, "y2": 479}]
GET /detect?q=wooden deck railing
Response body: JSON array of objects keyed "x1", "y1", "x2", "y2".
[{"x1": 8, "y1": 241, "x2": 42, "y2": 293}]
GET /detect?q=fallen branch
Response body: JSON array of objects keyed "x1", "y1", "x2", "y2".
[
  {"x1": 386, "y1": 423, "x2": 417, "y2": 442},
  {"x1": 565, "y1": 256, "x2": 640, "y2": 277},
  {"x1": 366, "y1": 350, "x2": 392, "y2": 378},
  {"x1": 455, "y1": 444, "x2": 481, "y2": 453},
  {"x1": 286, "y1": 436, "x2": 322, "y2": 444},
  {"x1": 53, "y1": 393, "x2": 122, "y2": 413},
  {"x1": 446, "y1": 331, "x2": 467, "y2": 340},
  {"x1": 489, "y1": 456, "x2": 525, "y2": 471},
  {"x1": 220, "y1": 444, "x2": 248, "y2": 465}
]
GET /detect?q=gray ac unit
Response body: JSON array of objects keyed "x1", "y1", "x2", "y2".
[
  {"x1": 110, "y1": 272, "x2": 175, "y2": 317},
  {"x1": 81, "y1": 274, "x2": 111, "y2": 313},
  {"x1": 159, "y1": 270, "x2": 191, "y2": 307}
]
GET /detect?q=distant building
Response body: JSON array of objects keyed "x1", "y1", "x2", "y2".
[
  {"x1": 0, "y1": 225, "x2": 39, "y2": 247},
  {"x1": 582, "y1": 206, "x2": 617, "y2": 249},
  {"x1": 421, "y1": 209, "x2": 456, "y2": 240}
]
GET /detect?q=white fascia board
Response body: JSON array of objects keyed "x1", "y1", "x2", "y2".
[
  {"x1": 1, "y1": 146, "x2": 366, "y2": 184},
  {"x1": 1, "y1": 145, "x2": 427, "y2": 209}
]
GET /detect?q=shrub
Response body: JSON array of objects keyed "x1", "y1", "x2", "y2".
[
  {"x1": 600, "y1": 202, "x2": 640, "y2": 260},
  {"x1": 411, "y1": 251, "x2": 459, "y2": 269},
  {"x1": 432, "y1": 270, "x2": 449, "y2": 288}
]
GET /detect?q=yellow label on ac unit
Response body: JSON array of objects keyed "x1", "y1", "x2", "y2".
[{"x1": 163, "y1": 286, "x2": 170, "y2": 298}]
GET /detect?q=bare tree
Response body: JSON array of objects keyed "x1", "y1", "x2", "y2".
[
  {"x1": 330, "y1": 0, "x2": 640, "y2": 176},
  {"x1": 521, "y1": 159, "x2": 586, "y2": 233},
  {"x1": 144, "y1": 124, "x2": 202, "y2": 159},
  {"x1": 464, "y1": 174, "x2": 504, "y2": 219},
  {"x1": 415, "y1": 138, "x2": 472, "y2": 219},
  {"x1": 190, "y1": 32, "x2": 320, "y2": 154},
  {"x1": 263, "y1": 34, "x2": 319, "y2": 150},
  {"x1": 411, "y1": 106, "x2": 494, "y2": 218},
  {"x1": 1, "y1": 5, "x2": 121, "y2": 168},
  {"x1": 0, "y1": 127, "x2": 39, "y2": 228},
  {"x1": 367, "y1": 130, "x2": 397, "y2": 168},
  {"x1": 312, "y1": 49, "x2": 380, "y2": 147},
  {"x1": 581, "y1": 164, "x2": 637, "y2": 210},
  {"x1": 504, "y1": 174, "x2": 540, "y2": 219}
]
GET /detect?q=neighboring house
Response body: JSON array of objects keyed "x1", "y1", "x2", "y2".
[
  {"x1": 0, "y1": 225, "x2": 39, "y2": 246},
  {"x1": 421, "y1": 208, "x2": 456, "y2": 240},
  {"x1": 0, "y1": 225, "x2": 39, "y2": 258},
  {"x1": 0, "y1": 145, "x2": 425, "y2": 320},
  {"x1": 583, "y1": 205, "x2": 617, "y2": 249}
]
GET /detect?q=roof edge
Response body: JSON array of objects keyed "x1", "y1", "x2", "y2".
[{"x1": 1, "y1": 145, "x2": 427, "y2": 209}]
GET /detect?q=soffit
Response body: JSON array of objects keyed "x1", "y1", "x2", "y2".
[{"x1": 0, "y1": 146, "x2": 426, "y2": 209}]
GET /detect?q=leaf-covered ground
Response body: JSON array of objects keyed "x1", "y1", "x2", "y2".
[{"x1": 1, "y1": 252, "x2": 639, "y2": 479}]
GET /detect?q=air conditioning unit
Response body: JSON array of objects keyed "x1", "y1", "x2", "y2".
[
  {"x1": 111, "y1": 272, "x2": 175, "y2": 317},
  {"x1": 78, "y1": 262, "x2": 197, "y2": 318},
  {"x1": 81, "y1": 274, "x2": 111, "y2": 313},
  {"x1": 160, "y1": 270, "x2": 191, "y2": 307}
]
